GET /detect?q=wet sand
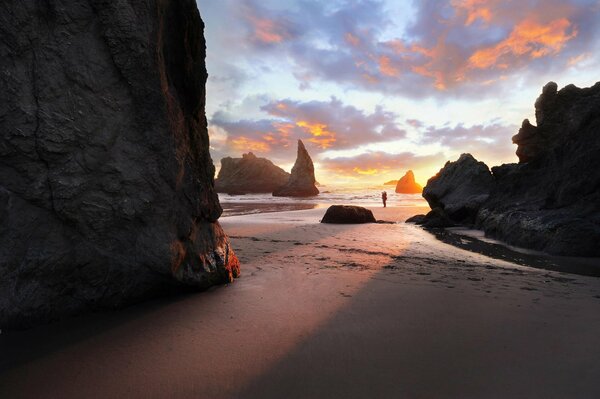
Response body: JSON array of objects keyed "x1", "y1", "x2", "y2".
[{"x1": 1, "y1": 206, "x2": 600, "y2": 398}]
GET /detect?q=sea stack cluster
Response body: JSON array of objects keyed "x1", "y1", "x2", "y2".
[
  {"x1": 410, "y1": 82, "x2": 600, "y2": 257},
  {"x1": 0, "y1": 0, "x2": 239, "y2": 328},
  {"x1": 216, "y1": 140, "x2": 319, "y2": 197}
]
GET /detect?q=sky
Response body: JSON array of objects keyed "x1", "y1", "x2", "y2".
[{"x1": 196, "y1": 0, "x2": 600, "y2": 186}]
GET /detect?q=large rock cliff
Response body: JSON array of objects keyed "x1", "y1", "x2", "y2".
[
  {"x1": 413, "y1": 82, "x2": 600, "y2": 257},
  {"x1": 273, "y1": 140, "x2": 319, "y2": 197},
  {"x1": 0, "y1": 0, "x2": 239, "y2": 328},
  {"x1": 215, "y1": 152, "x2": 290, "y2": 194}
]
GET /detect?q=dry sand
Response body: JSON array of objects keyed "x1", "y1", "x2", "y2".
[{"x1": 1, "y1": 205, "x2": 600, "y2": 398}]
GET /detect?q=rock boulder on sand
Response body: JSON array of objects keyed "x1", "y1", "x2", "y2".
[
  {"x1": 215, "y1": 152, "x2": 290, "y2": 194},
  {"x1": 321, "y1": 205, "x2": 376, "y2": 224},
  {"x1": 273, "y1": 140, "x2": 319, "y2": 197},
  {"x1": 0, "y1": 0, "x2": 239, "y2": 328},
  {"x1": 395, "y1": 170, "x2": 423, "y2": 194},
  {"x1": 423, "y1": 154, "x2": 494, "y2": 224},
  {"x1": 412, "y1": 82, "x2": 600, "y2": 256}
]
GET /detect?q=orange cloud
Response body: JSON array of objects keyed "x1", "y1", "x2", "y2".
[
  {"x1": 296, "y1": 121, "x2": 336, "y2": 149},
  {"x1": 247, "y1": 15, "x2": 289, "y2": 44},
  {"x1": 378, "y1": 55, "x2": 400, "y2": 77},
  {"x1": 229, "y1": 136, "x2": 271, "y2": 153},
  {"x1": 567, "y1": 52, "x2": 590, "y2": 67},
  {"x1": 469, "y1": 18, "x2": 578, "y2": 69},
  {"x1": 345, "y1": 32, "x2": 360, "y2": 47},
  {"x1": 352, "y1": 167, "x2": 385, "y2": 175},
  {"x1": 451, "y1": 0, "x2": 493, "y2": 26}
]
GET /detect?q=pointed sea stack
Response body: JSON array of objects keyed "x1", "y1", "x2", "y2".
[
  {"x1": 0, "y1": 0, "x2": 239, "y2": 328},
  {"x1": 395, "y1": 170, "x2": 423, "y2": 194},
  {"x1": 273, "y1": 140, "x2": 319, "y2": 197}
]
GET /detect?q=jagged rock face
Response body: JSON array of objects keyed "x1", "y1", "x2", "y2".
[
  {"x1": 321, "y1": 205, "x2": 376, "y2": 224},
  {"x1": 423, "y1": 154, "x2": 494, "y2": 224},
  {"x1": 395, "y1": 170, "x2": 422, "y2": 194},
  {"x1": 215, "y1": 152, "x2": 290, "y2": 195},
  {"x1": 481, "y1": 81, "x2": 600, "y2": 256},
  {"x1": 417, "y1": 82, "x2": 600, "y2": 256},
  {"x1": 0, "y1": 0, "x2": 239, "y2": 328},
  {"x1": 273, "y1": 140, "x2": 319, "y2": 197}
]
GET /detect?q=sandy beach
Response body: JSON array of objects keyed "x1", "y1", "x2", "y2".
[{"x1": 1, "y1": 205, "x2": 600, "y2": 398}]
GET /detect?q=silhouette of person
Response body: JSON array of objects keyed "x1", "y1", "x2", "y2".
[{"x1": 382, "y1": 191, "x2": 387, "y2": 208}]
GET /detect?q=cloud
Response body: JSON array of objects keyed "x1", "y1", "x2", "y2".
[
  {"x1": 419, "y1": 121, "x2": 519, "y2": 163},
  {"x1": 218, "y1": 0, "x2": 599, "y2": 98},
  {"x1": 210, "y1": 96, "x2": 406, "y2": 159},
  {"x1": 320, "y1": 151, "x2": 445, "y2": 179}
]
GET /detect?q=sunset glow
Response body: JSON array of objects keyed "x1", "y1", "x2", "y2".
[{"x1": 200, "y1": 0, "x2": 600, "y2": 186}]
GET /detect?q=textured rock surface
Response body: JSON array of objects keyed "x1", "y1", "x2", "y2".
[
  {"x1": 273, "y1": 140, "x2": 319, "y2": 197},
  {"x1": 423, "y1": 154, "x2": 494, "y2": 224},
  {"x1": 215, "y1": 152, "x2": 289, "y2": 194},
  {"x1": 321, "y1": 205, "x2": 376, "y2": 224},
  {"x1": 395, "y1": 170, "x2": 422, "y2": 194},
  {"x1": 0, "y1": 0, "x2": 239, "y2": 328},
  {"x1": 414, "y1": 82, "x2": 600, "y2": 256},
  {"x1": 480, "y1": 81, "x2": 600, "y2": 256}
]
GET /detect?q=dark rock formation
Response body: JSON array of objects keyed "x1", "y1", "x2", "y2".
[
  {"x1": 383, "y1": 180, "x2": 398, "y2": 186},
  {"x1": 413, "y1": 82, "x2": 600, "y2": 257},
  {"x1": 405, "y1": 208, "x2": 455, "y2": 228},
  {"x1": 0, "y1": 0, "x2": 239, "y2": 329},
  {"x1": 215, "y1": 152, "x2": 289, "y2": 194},
  {"x1": 423, "y1": 154, "x2": 494, "y2": 224},
  {"x1": 405, "y1": 214, "x2": 426, "y2": 224},
  {"x1": 395, "y1": 170, "x2": 422, "y2": 194},
  {"x1": 273, "y1": 140, "x2": 319, "y2": 197},
  {"x1": 321, "y1": 205, "x2": 376, "y2": 224}
]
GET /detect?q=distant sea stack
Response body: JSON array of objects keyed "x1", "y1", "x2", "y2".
[
  {"x1": 411, "y1": 82, "x2": 600, "y2": 257},
  {"x1": 215, "y1": 152, "x2": 290, "y2": 194},
  {"x1": 273, "y1": 140, "x2": 319, "y2": 197},
  {"x1": 395, "y1": 170, "x2": 423, "y2": 194},
  {"x1": 0, "y1": 0, "x2": 239, "y2": 328},
  {"x1": 383, "y1": 180, "x2": 398, "y2": 186}
]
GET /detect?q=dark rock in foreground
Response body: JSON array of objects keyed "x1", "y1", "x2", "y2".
[
  {"x1": 406, "y1": 214, "x2": 426, "y2": 224},
  {"x1": 412, "y1": 82, "x2": 600, "y2": 257},
  {"x1": 215, "y1": 152, "x2": 289, "y2": 194},
  {"x1": 423, "y1": 154, "x2": 494, "y2": 224},
  {"x1": 321, "y1": 205, "x2": 376, "y2": 224},
  {"x1": 273, "y1": 140, "x2": 319, "y2": 197},
  {"x1": 0, "y1": 0, "x2": 239, "y2": 329},
  {"x1": 395, "y1": 170, "x2": 422, "y2": 194},
  {"x1": 406, "y1": 208, "x2": 455, "y2": 228}
]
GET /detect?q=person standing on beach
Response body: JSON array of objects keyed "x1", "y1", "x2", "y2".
[{"x1": 382, "y1": 191, "x2": 387, "y2": 208}]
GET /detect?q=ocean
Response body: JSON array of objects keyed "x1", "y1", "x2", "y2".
[{"x1": 218, "y1": 185, "x2": 428, "y2": 216}]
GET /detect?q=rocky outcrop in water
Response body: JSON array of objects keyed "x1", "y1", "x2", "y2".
[
  {"x1": 0, "y1": 0, "x2": 239, "y2": 329},
  {"x1": 413, "y1": 82, "x2": 600, "y2": 257},
  {"x1": 395, "y1": 170, "x2": 422, "y2": 194},
  {"x1": 273, "y1": 140, "x2": 319, "y2": 197},
  {"x1": 321, "y1": 205, "x2": 376, "y2": 224},
  {"x1": 383, "y1": 180, "x2": 398, "y2": 186},
  {"x1": 215, "y1": 152, "x2": 290, "y2": 195}
]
